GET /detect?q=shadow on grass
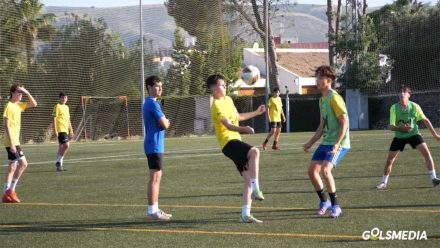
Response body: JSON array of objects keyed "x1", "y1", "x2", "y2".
[{"x1": 0, "y1": 216, "x2": 235, "y2": 235}]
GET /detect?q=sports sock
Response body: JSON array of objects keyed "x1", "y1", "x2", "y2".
[
  {"x1": 147, "y1": 205, "x2": 154, "y2": 215},
  {"x1": 241, "y1": 205, "x2": 251, "y2": 217},
  {"x1": 273, "y1": 140, "x2": 278, "y2": 146},
  {"x1": 251, "y1": 179, "x2": 260, "y2": 192},
  {"x1": 4, "y1": 183, "x2": 11, "y2": 193},
  {"x1": 148, "y1": 203, "x2": 159, "y2": 215},
  {"x1": 316, "y1": 189, "x2": 326, "y2": 203},
  {"x1": 382, "y1": 175, "x2": 389, "y2": 184},
  {"x1": 10, "y1": 178, "x2": 19, "y2": 191},
  {"x1": 329, "y1": 192, "x2": 338, "y2": 206},
  {"x1": 57, "y1": 155, "x2": 64, "y2": 165},
  {"x1": 429, "y1": 170, "x2": 437, "y2": 180},
  {"x1": 264, "y1": 139, "x2": 268, "y2": 144}
]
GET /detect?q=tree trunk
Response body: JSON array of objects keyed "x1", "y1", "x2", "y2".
[
  {"x1": 25, "y1": 31, "x2": 36, "y2": 70},
  {"x1": 363, "y1": 0, "x2": 368, "y2": 16},
  {"x1": 267, "y1": 34, "x2": 279, "y2": 90},
  {"x1": 327, "y1": 0, "x2": 336, "y2": 66}
]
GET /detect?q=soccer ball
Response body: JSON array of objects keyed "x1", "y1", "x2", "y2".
[{"x1": 240, "y1": 65, "x2": 260, "y2": 86}]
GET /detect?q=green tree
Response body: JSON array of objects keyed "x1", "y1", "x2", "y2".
[
  {"x1": 38, "y1": 13, "x2": 136, "y2": 98},
  {"x1": 369, "y1": 0, "x2": 440, "y2": 91},
  {"x1": 6, "y1": 0, "x2": 56, "y2": 70},
  {"x1": 166, "y1": 0, "x2": 243, "y2": 95}
]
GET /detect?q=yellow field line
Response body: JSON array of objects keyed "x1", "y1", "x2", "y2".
[
  {"x1": 0, "y1": 224, "x2": 361, "y2": 240},
  {"x1": 6, "y1": 202, "x2": 440, "y2": 213}
]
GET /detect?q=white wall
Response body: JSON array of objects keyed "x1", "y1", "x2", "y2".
[{"x1": 242, "y1": 48, "x2": 327, "y2": 95}]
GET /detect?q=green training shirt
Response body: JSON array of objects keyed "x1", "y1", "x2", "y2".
[
  {"x1": 319, "y1": 90, "x2": 350, "y2": 148},
  {"x1": 389, "y1": 101, "x2": 426, "y2": 139}
]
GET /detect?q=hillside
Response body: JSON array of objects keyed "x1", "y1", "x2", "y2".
[{"x1": 44, "y1": 4, "x2": 330, "y2": 49}]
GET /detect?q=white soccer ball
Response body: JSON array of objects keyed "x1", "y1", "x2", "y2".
[{"x1": 240, "y1": 65, "x2": 260, "y2": 86}]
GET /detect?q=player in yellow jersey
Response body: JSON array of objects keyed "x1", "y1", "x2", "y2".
[
  {"x1": 262, "y1": 87, "x2": 286, "y2": 150},
  {"x1": 53, "y1": 92, "x2": 74, "y2": 172},
  {"x1": 2, "y1": 84, "x2": 37, "y2": 203},
  {"x1": 207, "y1": 74, "x2": 266, "y2": 223}
]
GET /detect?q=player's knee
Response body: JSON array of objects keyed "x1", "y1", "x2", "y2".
[
  {"x1": 8, "y1": 163, "x2": 17, "y2": 173},
  {"x1": 322, "y1": 168, "x2": 332, "y2": 179},
  {"x1": 248, "y1": 147, "x2": 259, "y2": 158},
  {"x1": 64, "y1": 142, "x2": 70, "y2": 149}
]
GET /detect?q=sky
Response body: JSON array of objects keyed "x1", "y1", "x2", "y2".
[{"x1": 41, "y1": 0, "x2": 406, "y2": 8}]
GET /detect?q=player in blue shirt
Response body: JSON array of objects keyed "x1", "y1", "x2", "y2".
[{"x1": 143, "y1": 75, "x2": 171, "y2": 221}]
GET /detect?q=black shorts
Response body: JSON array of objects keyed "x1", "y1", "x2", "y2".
[
  {"x1": 58, "y1": 132, "x2": 69, "y2": 144},
  {"x1": 389, "y1": 135, "x2": 425, "y2": 152},
  {"x1": 270, "y1": 122, "x2": 282, "y2": 128},
  {"x1": 222, "y1": 140, "x2": 253, "y2": 175},
  {"x1": 147, "y1": 153, "x2": 163, "y2": 170},
  {"x1": 5, "y1": 146, "x2": 25, "y2": 163}
]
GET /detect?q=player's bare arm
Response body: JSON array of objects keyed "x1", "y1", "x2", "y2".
[
  {"x1": 69, "y1": 120, "x2": 74, "y2": 138},
  {"x1": 423, "y1": 118, "x2": 440, "y2": 142},
  {"x1": 390, "y1": 125, "x2": 412, "y2": 132},
  {"x1": 53, "y1": 117, "x2": 58, "y2": 137},
  {"x1": 303, "y1": 116, "x2": 324, "y2": 152},
  {"x1": 158, "y1": 116, "x2": 170, "y2": 129},
  {"x1": 238, "y1": 105, "x2": 266, "y2": 121},
  {"x1": 220, "y1": 118, "x2": 254, "y2": 134},
  {"x1": 4, "y1": 118, "x2": 16, "y2": 153},
  {"x1": 281, "y1": 108, "x2": 286, "y2": 122},
  {"x1": 328, "y1": 114, "x2": 349, "y2": 154},
  {"x1": 18, "y1": 86, "x2": 37, "y2": 108}
]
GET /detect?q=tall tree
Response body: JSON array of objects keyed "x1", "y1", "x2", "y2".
[
  {"x1": 229, "y1": 0, "x2": 283, "y2": 89},
  {"x1": 166, "y1": 0, "x2": 243, "y2": 95},
  {"x1": 8, "y1": 0, "x2": 56, "y2": 70},
  {"x1": 326, "y1": 0, "x2": 343, "y2": 66}
]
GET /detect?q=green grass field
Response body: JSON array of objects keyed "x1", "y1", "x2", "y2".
[{"x1": 1, "y1": 130, "x2": 440, "y2": 247}]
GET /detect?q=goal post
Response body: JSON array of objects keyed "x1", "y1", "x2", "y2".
[{"x1": 80, "y1": 96, "x2": 131, "y2": 142}]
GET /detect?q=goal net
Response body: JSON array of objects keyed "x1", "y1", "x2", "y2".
[
  {"x1": 78, "y1": 96, "x2": 131, "y2": 142},
  {"x1": 1, "y1": 1, "x2": 439, "y2": 145}
]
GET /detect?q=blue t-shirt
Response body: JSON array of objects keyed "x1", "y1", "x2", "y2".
[{"x1": 143, "y1": 97, "x2": 165, "y2": 154}]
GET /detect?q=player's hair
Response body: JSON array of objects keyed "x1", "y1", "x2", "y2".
[
  {"x1": 59, "y1": 91, "x2": 67, "y2": 98},
  {"x1": 206, "y1": 74, "x2": 225, "y2": 89},
  {"x1": 9, "y1": 84, "x2": 23, "y2": 98},
  {"x1": 315, "y1": 65, "x2": 336, "y2": 81},
  {"x1": 273, "y1": 87, "x2": 280, "y2": 93},
  {"x1": 145, "y1": 75, "x2": 161, "y2": 92},
  {"x1": 399, "y1": 85, "x2": 412, "y2": 94}
]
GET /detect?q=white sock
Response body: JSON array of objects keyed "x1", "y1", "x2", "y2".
[
  {"x1": 382, "y1": 175, "x2": 389, "y2": 184},
  {"x1": 148, "y1": 203, "x2": 159, "y2": 215},
  {"x1": 429, "y1": 170, "x2": 437, "y2": 180},
  {"x1": 10, "y1": 178, "x2": 19, "y2": 191},
  {"x1": 242, "y1": 205, "x2": 251, "y2": 217},
  {"x1": 57, "y1": 155, "x2": 64, "y2": 164},
  {"x1": 4, "y1": 183, "x2": 11, "y2": 193},
  {"x1": 251, "y1": 178, "x2": 260, "y2": 192}
]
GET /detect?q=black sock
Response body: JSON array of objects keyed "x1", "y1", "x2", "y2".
[
  {"x1": 316, "y1": 189, "x2": 326, "y2": 203},
  {"x1": 329, "y1": 192, "x2": 338, "y2": 206},
  {"x1": 264, "y1": 139, "x2": 268, "y2": 144},
  {"x1": 273, "y1": 140, "x2": 278, "y2": 146}
]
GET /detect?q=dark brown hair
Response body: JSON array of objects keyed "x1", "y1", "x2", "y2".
[
  {"x1": 399, "y1": 85, "x2": 412, "y2": 94},
  {"x1": 315, "y1": 65, "x2": 336, "y2": 81}
]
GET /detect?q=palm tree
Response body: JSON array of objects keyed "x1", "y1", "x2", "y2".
[{"x1": 9, "y1": 0, "x2": 56, "y2": 70}]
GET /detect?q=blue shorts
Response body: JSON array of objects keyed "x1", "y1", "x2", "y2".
[{"x1": 311, "y1": 144, "x2": 348, "y2": 168}]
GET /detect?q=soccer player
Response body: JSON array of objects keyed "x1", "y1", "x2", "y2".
[
  {"x1": 53, "y1": 92, "x2": 74, "y2": 171},
  {"x1": 207, "y1": 74, "x2": 266, "y2": 223},
  {"x1": 376, "y1": 85, "x2": 440, "y2": 190},
  {"x1": 143, "y1": 75, "x2": 172, "y2": 221},
  {"x1": 303, "y1": 65, "x2": 350, "y2": 218},
  {"x1": 262, "y1": 87, "x2": 286, "y2": 150},
  {"x1": 2, "y1": 84, "x2": 37, "y2": 203}
]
